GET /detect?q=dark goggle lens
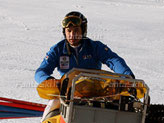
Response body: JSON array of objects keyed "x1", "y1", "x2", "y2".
[{"x1": 62, "y1": 17, "x2": 81, "y2": 28}]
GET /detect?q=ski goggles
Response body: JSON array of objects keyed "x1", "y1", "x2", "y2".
[{"x1": 62, "y1": 16, "x2": 82, "y2": 28}]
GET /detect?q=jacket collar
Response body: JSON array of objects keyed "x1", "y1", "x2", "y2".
[{"x1": 63, "y1": 38, "x2": 89, "y2": 55}]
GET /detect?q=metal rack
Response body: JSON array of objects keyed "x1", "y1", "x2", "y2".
[{"x1": 60, "y1": 68, "x2": 149, "y2": 123}]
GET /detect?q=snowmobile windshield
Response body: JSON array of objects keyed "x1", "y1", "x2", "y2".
[{"x1": 62, "y1": 16, "x2": 82, "y2": 28}]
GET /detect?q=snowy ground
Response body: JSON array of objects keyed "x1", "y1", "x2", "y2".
[{"x1": 0, "y1": 0, "x2": 164, "y2": 122}]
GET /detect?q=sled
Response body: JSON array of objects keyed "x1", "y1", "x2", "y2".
[
  {"x1": 59, "y1": 68, "x2": 149, "y2": 123},
  {"x1": 40, "y1": 68, "x2": 149, "y2": 123}
]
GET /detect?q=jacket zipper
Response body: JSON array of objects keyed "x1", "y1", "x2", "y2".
[
  {"x1": 73, "y1": 55, "x2": 79, "y2": 66},
  {"x1": 74, "y1": 47, "x2": 79, "y2": 66}
]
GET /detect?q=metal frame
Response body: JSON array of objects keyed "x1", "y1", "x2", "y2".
[{"x1": 60, "y1": 68, "x2": 149, "y2": 123}]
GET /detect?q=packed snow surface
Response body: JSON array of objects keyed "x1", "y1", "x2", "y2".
[{"x1": 0, "y1": 0, "x2": 164, "y2": 122}]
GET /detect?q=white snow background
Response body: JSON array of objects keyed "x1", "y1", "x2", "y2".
[{"x1": 0, "y1": 0, "x2": 164, "y2": 122}]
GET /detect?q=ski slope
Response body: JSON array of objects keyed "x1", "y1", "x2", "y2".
[{"x1": 0, "y1": 0, "x2": 164, "y2": 122}]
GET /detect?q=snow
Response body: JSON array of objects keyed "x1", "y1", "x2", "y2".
[{"x1": 0, "y1": 0, "x2": 164, "y2": 122}]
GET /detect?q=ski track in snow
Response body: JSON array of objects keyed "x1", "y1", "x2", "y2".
[{"x1": 0, "y1": 0, "x2": 164, "y2": 122}]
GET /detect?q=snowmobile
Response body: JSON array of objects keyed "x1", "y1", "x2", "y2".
[{"x1": 37, "y1": 68, "x2": 163, "y2": 123}]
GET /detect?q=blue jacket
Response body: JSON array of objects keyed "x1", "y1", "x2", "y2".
[{"x1": 35, "y1": 38, "x2": 134, "y2": 83}]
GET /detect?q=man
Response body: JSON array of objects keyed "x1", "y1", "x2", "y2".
[
  {"x1": 35, "y1": 11, "x2": 135, "y2": 122},
  {"x1": 35, "y1": 11, "x2": 135, "y2": 84}
]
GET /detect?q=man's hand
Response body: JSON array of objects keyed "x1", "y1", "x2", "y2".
[
  {"x1": 37, "y1": 78, "x2": 61, "y2": 99},
  {"x1": 46, "y1": 77, "x2": 61, "y2": 89}
]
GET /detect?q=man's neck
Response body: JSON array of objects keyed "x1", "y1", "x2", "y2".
[{"x1": 70, "y1": 44, "x2": 81, "y2": 48}]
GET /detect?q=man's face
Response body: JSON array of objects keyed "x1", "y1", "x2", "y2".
[{"x1": 65, "y1": 26, "x2": 82, "y2": 46}]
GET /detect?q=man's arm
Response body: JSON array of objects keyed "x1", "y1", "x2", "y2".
[
  {"x1": 96, "y1": 41, "x2": 135, "y2": 78},
  {"x1": 35, "y1": 46, "x2": 59, "y2": 84}
]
